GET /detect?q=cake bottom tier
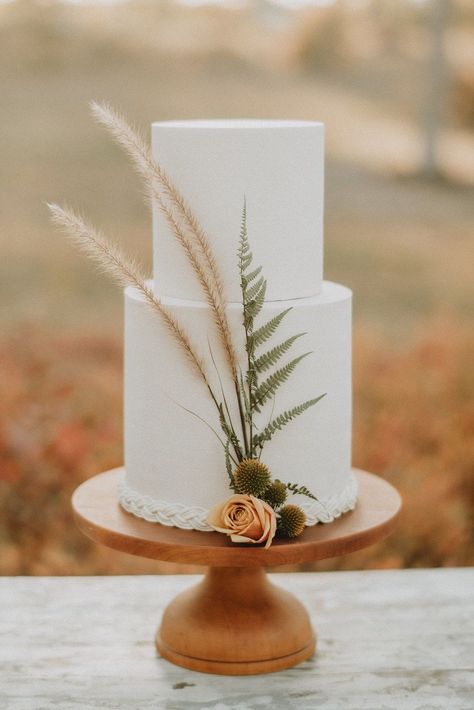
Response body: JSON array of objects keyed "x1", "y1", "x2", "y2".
[{"x1": 122, "y1": 281, "x2": 355, "y2": 531}]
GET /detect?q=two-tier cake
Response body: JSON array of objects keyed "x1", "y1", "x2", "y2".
[{"x1": 119, "y1": 119, "x2": 356, "y2": 532}]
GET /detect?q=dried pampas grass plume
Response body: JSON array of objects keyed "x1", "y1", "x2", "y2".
[
  {"x1": 89, "y1": 101, "x2": 238, "y2": 380},
  {"x1": 47, "y1": 202, "x2": 209, "y2": 386}
]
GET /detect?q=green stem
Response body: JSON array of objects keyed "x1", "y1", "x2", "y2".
[
  {"x1": 240, "y1": 293, "x2": 255, "y2": 457},
  {"x1": 234, "y1": 379, "x2": 249, "y2": 457},
  {"x1": 207, "y1": 383, "x2": 243, "y2": 462},
  {"x1": 245, "y1": 328, "x2": 254, "y2": 457},
  {"x1": 207, "y1": 340, "x2": 240, "y2": 453}
]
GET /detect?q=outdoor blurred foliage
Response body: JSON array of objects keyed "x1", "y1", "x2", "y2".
[{"x1": 0, "y1": 0, "x2": 473, "y2": 574}]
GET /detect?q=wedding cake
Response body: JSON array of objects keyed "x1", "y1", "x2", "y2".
[{"x1": 119, "y1": 119, "x2": 356, "y2": 533}]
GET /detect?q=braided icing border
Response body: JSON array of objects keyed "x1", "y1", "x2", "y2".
[{"x1": 119, "y1": 472, "x2": 358, "y2": 531}]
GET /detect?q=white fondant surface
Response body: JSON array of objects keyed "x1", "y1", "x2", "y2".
[
  {"x1": 124, "y1": 281, "x2": 352, "y2": 527},
  {"x1": 152, "y1": 119, "x2": 324, "y2": 302}
]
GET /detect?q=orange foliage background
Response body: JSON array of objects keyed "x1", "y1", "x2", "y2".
[{"x1": 1, "y1": 320, "x2": 472, "y2": 575}]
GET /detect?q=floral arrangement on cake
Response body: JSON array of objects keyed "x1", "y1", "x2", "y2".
[{"x1": 48, "y1": 103, "x2": 326, "y2": 548}]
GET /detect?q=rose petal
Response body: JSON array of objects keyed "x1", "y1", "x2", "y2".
[
  {"x1": 206, "y1": 493, "x2": 277, "y2": 548},
  {"x1": 240, "y1": 515, "x2": 264, "y2": 540},
  {"x1": 264, "y1": 510, "x2": 277, "y2": 548},
  {"x1": 207, "y1": 500, "x2": 228, "y2": 528},
  {"x1": 249, "y1": 495, "x2": 267, "y2": 530},
  {"x1": 225, "y1": 505, "x2": 253, "y2": 532},
  {"x1": 248, "y1": 497, "x2": 277, "y2": 547},
  {"x1": 229, "y1": 533, "x2": 261, "y2": 544},
  {"x1": 227, "y1": 505, "x2": 252, "y2": 527}
]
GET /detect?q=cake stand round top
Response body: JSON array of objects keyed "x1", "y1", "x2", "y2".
[{"x1": 72, "y1": 468, "x2": 401, "y2": 567}]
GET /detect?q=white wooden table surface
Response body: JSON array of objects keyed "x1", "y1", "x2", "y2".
[{"x1": 1, "y1": 569, "x2": 472, "y2": 710}]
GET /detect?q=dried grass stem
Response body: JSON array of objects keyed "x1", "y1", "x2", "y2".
[
  {"x1": 89, "y1": 101, "x2": 237, "y2": 379},
  {"x1": 47, "y1": 203, "x2": 209, "y2": 386}
]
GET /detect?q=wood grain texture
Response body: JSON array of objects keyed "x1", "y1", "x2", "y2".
[
  {"x1": 1, "y1": 570, "x2": 473, "y2": 709},
  {"x1": 71, "y1": 468, "x2": 402, "y2": 567},
  {"x1": 156, "y1": 567, "x2": 315, "y2": 675}
]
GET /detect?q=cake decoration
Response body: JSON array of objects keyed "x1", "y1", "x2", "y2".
[
  {"x1": 48, "y1": 106, "x2": 357, "y2": 546},
  {"x1": 207, "y1": 494, "x2": 277, "y2": 549}
]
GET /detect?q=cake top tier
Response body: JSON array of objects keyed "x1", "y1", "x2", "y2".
[{"x1": 152, "y1": 119, "x2": 324, "y2": 302}]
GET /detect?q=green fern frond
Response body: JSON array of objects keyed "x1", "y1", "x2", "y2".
[
  {"x1": 238, "y1": 238, "x2": 250, "y2": 257},
  {"x1": 254, "y1": 333, "x2": 306, "y2": 373},
  {"x1": 244, "y1": 265, "x2": 262, "y2": 285},
  {"x1": 246, "y1": 275, "x2": 265, "y2": 302},
  {"x1": 286, "y1": 482, "x2": 319, "y2": 501},
  {"x1": 246, "y1": 280, "x2": 267, "y2": 321},
  {"x1": 238, "y1": 200, "x2": 252, "y2": 272},
  {"x1": 238, "y1": 198, "x2": 247, "y2": 243},
  {"x1": 253, "y1": 394, "x2": 326, "y2": 448},
  {"x1": 241, "y1": 253, "x2": 253, "y2": 271},
  {"x1": 248, "y1": 307, "x2": 292, "y2": 349},
  {"x1": 234, "y1": 198, "x2": 321, "y2": 464},
  {"x1": 239, "y1": 202, "x2": 268, "y2": 327},
  {"x1": 253, "y1": 352, "x2": 312, "y2": 411}
]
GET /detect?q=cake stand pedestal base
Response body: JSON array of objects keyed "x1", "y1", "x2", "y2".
[
  {"x1": 156, "y1": 566, "x2": 314, "y2": 675},
  {"x1": 72, "y1": 468, "x2": 401, "y2": 676}
]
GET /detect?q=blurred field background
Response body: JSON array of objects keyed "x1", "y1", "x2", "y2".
[{"x1": 0, "y1": 0, "x2": 473, "y2": 575}]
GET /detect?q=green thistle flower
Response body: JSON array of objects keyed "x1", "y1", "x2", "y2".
[
  {"x1": 233, "y1": 459, "x2": 271, "y2": 497},
  {"x1": 263, "y1": 480, "x2": 287, "y2": 509},
  {"x1": 278, "y1": 504, "x2": 306, "y2": 538}
]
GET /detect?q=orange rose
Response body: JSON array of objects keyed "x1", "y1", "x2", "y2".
[{"x1": 207, "y1": 494, "x2": 277, "y2": 549}]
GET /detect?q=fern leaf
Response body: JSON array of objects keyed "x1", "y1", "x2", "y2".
[
  {"x1": 249, "y1": 307, "x2": 292, "y2": 349},
  {"x1": 246, "y1": 280, "x2": 267, "y2": 321},
  {"x1": 254, "y1": 332, "x2": 306, "y2": 373},
  {"x1": 245, "y1": 275, "x2": 265, "y2": 302},
  {"x1": 241, "y1": 253, "x2": 253, "y2": 271},
  {"x1": 252, "y1": 394, "x2": 326, "y2": 447},
  {"x1": 286, "y1": 482, "x2": 319, "y2": 501},
  {"x1": 244, "y1": 265, "x2": 263, "y2": 285},
  {"x1": 245, "y1": 363, "x2": 258, "y2": 396},
  {"x1": 239, "y1": 370, "x2": 252, "y2": 422},
  {"x1": 238, "y1": 198, "x2": 247, "y2": 239},
  {"x1": 253, "y1": 352, "x2": 312, "y2": 411},
  {"x1": 238, "y1": 200, "x2": 251, "y2": 267}
]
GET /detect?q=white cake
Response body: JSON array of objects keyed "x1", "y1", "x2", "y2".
[{"x1": 119, "y1": 119, "x2": 356, "y2": 531}]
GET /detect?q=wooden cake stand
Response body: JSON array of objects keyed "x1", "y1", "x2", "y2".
[{"x1": 72, "y1": 468, "x2": 401, "y2": 676}]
